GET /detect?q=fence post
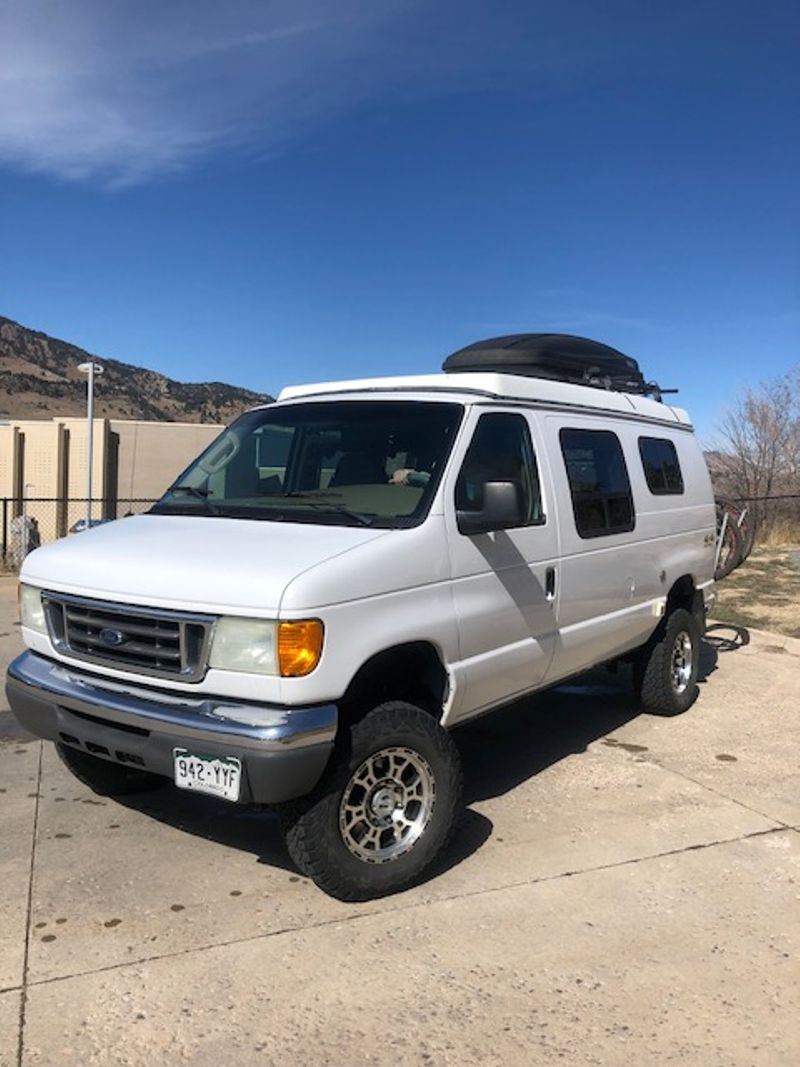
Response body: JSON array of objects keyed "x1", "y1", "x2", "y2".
[{"x1": 1, "y1": 498, "x2": 7, "y2": 563}]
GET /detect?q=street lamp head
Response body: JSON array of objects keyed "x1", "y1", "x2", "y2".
[{"x1": 77, "y1": 362, "x2": 104, "y2": 375}]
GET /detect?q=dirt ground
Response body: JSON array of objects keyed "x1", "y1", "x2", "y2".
[
  {"x1": 714, "y1": 545, "x2": 800, "y2": 638},
  {"x1": 1, "y1": 578, "x2": 799, "y2": 1066}
]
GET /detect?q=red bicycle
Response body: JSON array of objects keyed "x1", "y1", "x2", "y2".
[{"x1": 714, "y1": 497, "x2": 755, "y2": 580}]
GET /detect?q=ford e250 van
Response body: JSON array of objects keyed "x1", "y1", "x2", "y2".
[{"x1": 7, "y1": 334, "x2": 717, "y2": 900}]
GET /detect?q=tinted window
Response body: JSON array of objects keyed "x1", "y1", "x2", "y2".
[
  {"x1": 560, "y1": 428, "x2": 635, "y2": 538},
  {"x1": 639, "y1": 436, "x2": 684, "y2": 495},
  {"x1": 456, "y1": 413, "x2": 544, "y2": 525}
]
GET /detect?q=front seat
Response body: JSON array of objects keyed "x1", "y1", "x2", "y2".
[{"x1": 329, "y1": 452, "x2": 386, "y2": 487}]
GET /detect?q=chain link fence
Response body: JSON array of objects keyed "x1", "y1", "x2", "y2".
[{"x1": 1, "y1": 497, "x2": 157, "y2": 570}]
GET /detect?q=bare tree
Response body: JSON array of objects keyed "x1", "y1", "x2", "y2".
[{"x1": 716, "y1": 367, "x2": 800, "y2": 530}]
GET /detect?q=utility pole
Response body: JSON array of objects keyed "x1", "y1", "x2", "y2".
[{"x1": 77, "y1": 361, "x2": 104, "y2": 528}]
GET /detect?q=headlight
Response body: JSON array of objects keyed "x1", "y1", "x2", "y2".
[
  {"x1": 209, "y1": 617, "x2": 278, "y2": 675},
  {"x1": 208, "y1": 617, "x2": 324, "y2": 677},
  {"x1": 19, "y1": 584, "x2": 47, "y2": 634}
]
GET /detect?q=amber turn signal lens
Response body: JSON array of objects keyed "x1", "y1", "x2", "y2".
[{"x1": 278, "y1": 620, "x2": 324, "y2": 677}]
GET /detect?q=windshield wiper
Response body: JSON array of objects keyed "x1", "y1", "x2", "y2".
[
  {"x1": 282, "y1": 494, "x2": 374, "y2": 526},
  {"x1": 170, "y1": 484, "x2": 210, "y2": 498},
  {"x1": 166, "y1": 484, "x2": 219, "y2": 514}
]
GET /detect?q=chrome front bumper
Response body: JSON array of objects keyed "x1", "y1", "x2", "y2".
[{"x1": 6, "y1": 651, "x2": 337, "y2": 804}]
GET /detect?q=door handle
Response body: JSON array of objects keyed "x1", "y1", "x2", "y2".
[{"x1": 545, "y1": 566, "x2": 556, "y2": 602}]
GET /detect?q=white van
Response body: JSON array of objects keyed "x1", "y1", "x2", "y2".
[{"x1": 7, "y1": 335, "x2": 716, "y2": 900}]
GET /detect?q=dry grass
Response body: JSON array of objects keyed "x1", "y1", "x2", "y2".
[
  {"x1": 714, "y1": 545, "x2": 800, "y2": 638},
  {"x1": 757, "y1": 518, "x2": 800, "y2": 547}
]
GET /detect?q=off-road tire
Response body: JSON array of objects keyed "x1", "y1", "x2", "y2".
[
  {"x1": 633, "y1": 608, "x2": 701, "y2": 716},
  {"x1": 56, "y1": 743, "x2": 167, "y2": 796},
  {"x1": 278, "y1": 702, "x2": 463, "y2": 901}
]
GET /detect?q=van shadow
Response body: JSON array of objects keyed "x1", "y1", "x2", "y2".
[
  {"x1": 456, "y1": 665, "x2": 643, "y2": 806},
  {"x1": 116, "y1": 787, "x2": 298, "y2": 872},
  {"x1": 115, "y1": 628, "x2": 748, "y2": 883},
  {"x1": 118, "y1": 780, "x2": 493, "y2": 881},
  {"x1": 455, "y1": 627, "x2": 748, "y2": 806}
]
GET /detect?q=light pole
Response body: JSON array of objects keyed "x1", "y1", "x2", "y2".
[
  {"x1": 22, "y1": 482, "x2": 34, "y2": 524},
  {"x1": 77, "y1": 361, "x2": 104, "y2": 528}
]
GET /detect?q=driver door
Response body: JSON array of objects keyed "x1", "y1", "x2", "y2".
[{"x1": 444, "y1": 409, "x2": 559, "y2": 724}]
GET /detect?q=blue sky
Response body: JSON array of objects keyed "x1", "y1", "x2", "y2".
[{"x1": 1, "y1": 0, "x2": 797, "y2": 440}]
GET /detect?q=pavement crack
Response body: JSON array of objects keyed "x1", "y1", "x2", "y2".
[
  {"x1": 17, "y1": 741, "x2": 43, "y2": 1067},
  {"x1": 648, "y1": 759, "x2": 791, "y2": 830},
  {"x1": 23, "y1": 824, "x2": 791, "y2": 993}
]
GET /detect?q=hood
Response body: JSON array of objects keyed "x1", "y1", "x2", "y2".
[{"x1": 21, "y1": 514, "x2": 391, "y2": 616}]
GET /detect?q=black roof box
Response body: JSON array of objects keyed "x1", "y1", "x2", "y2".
[{"x1": 442, "y1": 333, "x2": 649, "y2": 395}]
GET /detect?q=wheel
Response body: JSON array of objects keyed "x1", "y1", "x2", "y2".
[
  {"x1": 714, "y1": 502, "x2": 743, "y2": 580},
  {"x1": 633, "y1": 608, "x2": 701, "y2": 716},
  {"x1": 56, "y1": 743, "x2": 167, "y2": 796},
  {"x1": 278, "y1": 701, "x2": 463, "y2": 901},
  {"x1": 716, "y1": 496, "x2": 756, "y2": 561}
]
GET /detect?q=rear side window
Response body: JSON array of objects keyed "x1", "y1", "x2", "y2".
[
  {"x1": 456, "y1": 413, "x2": 545, "y2": 525},
  {"x1": 559, "y1": 428, "x2": 635, "y2": 538},
  {"x1": 638, "y1": 436, "x2": 684, "y2": 495}
]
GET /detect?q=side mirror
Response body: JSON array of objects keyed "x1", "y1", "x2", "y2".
[{"x1": 457, "y1": 480, "x2": 525, "y2": 535}]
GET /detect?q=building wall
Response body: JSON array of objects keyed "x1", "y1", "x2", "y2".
[
  {"x1": 60, "y1": 417, "x2": 109, "y2": 529},
  {"x1": 109, "y1": 420, "x2": 222, "y2": 505},
  {"x1": 0, "y1": 425, "x2": 20, "y2": 500},
  {"x1": 0, "y1": 417, "x2": 224, "y2": 546},
  {"x1": 12, "y1": 420, "x2": 67, "y2": 541}
]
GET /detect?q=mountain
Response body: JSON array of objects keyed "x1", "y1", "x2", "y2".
[{"x1": 0, "y1": 315, "x2": 272, "y2": 422}]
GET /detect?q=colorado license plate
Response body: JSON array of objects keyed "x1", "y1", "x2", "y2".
[{"x1": 173, "y1": 749, "x2": 242, "y2": 802}]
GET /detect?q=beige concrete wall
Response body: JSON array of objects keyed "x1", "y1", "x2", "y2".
[
  {"x1": 109, "y1": 420, "x2": 222, "y2": 504},
  {"x1": 14, "y1": 421, "x2": 67, "y2": 541},
  {"x1": 0, "y1": 417, "x2": 223, "y2": 545},
  {"x1": 0, "y1": 425, "x2": 20, "y2": 501},
  {"x1": 60, "y1": 418, "x2": 109, "y2": 529}
]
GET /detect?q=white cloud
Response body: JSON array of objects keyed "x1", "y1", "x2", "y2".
[
  {"x1": 0, "y1": 0, "x2": 432, "y2": 185},
  {"x1": 0, "y1": 1, "x2": 703, "y2": 187}
]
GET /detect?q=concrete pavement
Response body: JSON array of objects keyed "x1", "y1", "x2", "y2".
[{"x1": 0, "y1": 576, "x2": 797, "y2": 1066}]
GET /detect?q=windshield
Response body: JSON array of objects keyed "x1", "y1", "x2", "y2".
[{"x1": 151, "y1": 399, "x2": 464, "y2": 528}]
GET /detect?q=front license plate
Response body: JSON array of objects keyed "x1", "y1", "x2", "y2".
[{"x1": 173, "y1": 749, "x2": 242, "y2": 802}]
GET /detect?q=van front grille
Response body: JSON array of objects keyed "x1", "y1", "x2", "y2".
[{"x1": 43, "y1": 593, "x2": 214, "y2": 682}]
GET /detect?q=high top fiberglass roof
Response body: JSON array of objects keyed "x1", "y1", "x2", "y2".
[{"x1": 276, "y1": 372, "x2": 692, "y2": 428}]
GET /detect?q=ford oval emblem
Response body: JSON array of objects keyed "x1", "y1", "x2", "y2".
[{"x1": 99, "y1": 627, "x2": 125, "y2": 647}]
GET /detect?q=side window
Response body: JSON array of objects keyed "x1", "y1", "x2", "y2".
[
  {"x1": 559, "y1": 428, "x2": 635, "y2": 538},
  {"x1": 638, "y1": 436, "x2": 684, "y2": 495},
  {"x1": 456, "y1": 413, "x2": 544, "y2": 525}
]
